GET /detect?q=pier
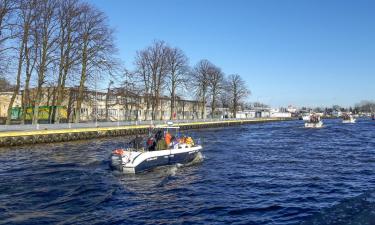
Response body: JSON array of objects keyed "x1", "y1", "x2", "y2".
[{"x1": 0, "y1": 118, "x2": 291, "y2": 147}]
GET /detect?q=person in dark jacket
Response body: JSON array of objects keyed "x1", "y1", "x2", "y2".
[
  {"x1": 155, "y1": 130, "x2": 163, "y2": 142},
  {"x1": 129, "y1": 135, "x2": 143, "y2": 149},
  {"x1": 147, "y1": 137, "x2": 156, "y2": 151}
]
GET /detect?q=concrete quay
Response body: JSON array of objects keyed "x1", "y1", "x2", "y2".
[{"x1": 0, "y1": 118, "x2": 292, "y2": 147}]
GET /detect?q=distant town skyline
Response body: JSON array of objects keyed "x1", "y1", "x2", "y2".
[{"x1": 90, "y1": 0, "x2": 375, "y2": 108}]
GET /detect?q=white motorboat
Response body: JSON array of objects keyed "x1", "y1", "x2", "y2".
[
  {"x1": 110, "y1": 125, "x2": 203, "y2": 174},
  {"x1": 305, "y1": 114, "x2": 323, "y2": 128},
  {"x1": 342, "y1": 114, "x2": 356, "y2": 123}
]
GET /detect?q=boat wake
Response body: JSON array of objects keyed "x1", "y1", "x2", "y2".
[{"x1": 190, "y1": 152, "x2": 205, "y2": 164}]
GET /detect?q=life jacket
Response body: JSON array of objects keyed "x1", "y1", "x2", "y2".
[
  {"x1": 165, "y1": 132, "x2": 172, "y2": 145},
  {"x1": 185, "y1": 137, "x2": 194, "y2": 146}
]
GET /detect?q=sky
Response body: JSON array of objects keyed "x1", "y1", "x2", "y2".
[{"x1": 90, "y1": 0, "x2": 375, "y2": 108}]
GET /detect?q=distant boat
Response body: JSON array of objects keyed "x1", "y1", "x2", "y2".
[
  {"x1": 372, "y1": 114, "x2": 375, "y2": 120},
  {"x1": 342, "y1": 114, "x2": 356, "y2": 124},
  {"x1": 305, "y1": 114, "x2": 323, "y2": 128}
]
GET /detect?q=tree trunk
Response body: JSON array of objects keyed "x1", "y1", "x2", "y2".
[
  {"x1": 170, "y1": 87, "x2": 175, "y2": 120},
  {"x1": 21, "y1": 65, "x2": 32, "y2": 124},
  {"x1": 51, "y1": 44, "x2": 65, "y2": 124},
  {"x1": 32, "y1": 87, "x2": 42, "y2": 124},
  {"x1": 105, "y1": 84, "x2": 111, "y2": 121},
  {"x1": 6, "y1": 33, "x2": 26, "y2": 125},
  {"x1": 75, "y1": 41, "x2": 88, "y2": 123},
  {"x1": 75, "y1": 69, "x2": 86, "y2": 123},
  {"x1": 211, "y1": 89, "x2": 216, "y2": 119},
  {"x1": 182, "y1": 100, "x2": 185, "y2": 120},
  {"x1": 201, "y1": 96, "x2": 206, "y2": 119}
]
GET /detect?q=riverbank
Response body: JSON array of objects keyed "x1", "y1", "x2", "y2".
[{"x1": 0, "y1": 118, "x2": 292, "y2": 147}]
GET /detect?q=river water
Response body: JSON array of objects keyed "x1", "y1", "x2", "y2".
[{"x1": 0, "y1": 119, "x2": 374, "y2": 225}]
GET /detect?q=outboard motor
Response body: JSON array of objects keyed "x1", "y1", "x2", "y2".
[{"x1": 110, "y1": 149, "x2": 127, "y2": 171}]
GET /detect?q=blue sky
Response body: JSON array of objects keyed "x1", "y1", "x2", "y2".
[{"x1": 90, "y1": 0, "x2": 375, "y2": 107}]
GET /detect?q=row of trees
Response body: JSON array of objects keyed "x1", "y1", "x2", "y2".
[
  {"x1": 131, "y1": 40, "x2": 250, "y2": 120},
  {"x1": 0, "y1": 0, "x2": 116, "y2": 124},
  {"x1": 1, "y1": 0, "x2": 251, "y2": 124},
  {"x1": 299, "y1": 101, "x2": 375, "y2": 115},
  {"x1": 354, "y1": 101, "x2": 375, "y2": 113}
]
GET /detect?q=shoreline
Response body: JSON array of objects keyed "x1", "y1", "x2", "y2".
[{"x1": 0, "y1": 118, "x2": 292, "y2": 147}]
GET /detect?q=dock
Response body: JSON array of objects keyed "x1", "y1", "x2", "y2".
[{"x1": 0, "y1": 118, "x2": 291, "y2": 147}]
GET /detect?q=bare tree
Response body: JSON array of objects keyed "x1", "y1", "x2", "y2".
[
  {"x1": 191, "y1": 59, "x2": 213, "y2": 119},
  {"x1": 31, "y1": 0, "x2": 59, "y2": 124},
  {"x1": 121, "y1": 69, "x2": 141, "y2": 120},
  {"x1": 166, "y1": 46, "x2": 189, "y2": 120},
  {"x1": 208, "y1": 65, "x2": 224, "y2": 118},
  {"x1": 134, "y1": 40, "x2": 170, "y2": 120},
  {"x1": 0, "y1": 74, "x2": 12, "y2": 90},
  {"x1": 74, "y1": 2, "x2": 115, "y2": 123},
  {"x1": 225, "y1": 74, "x2": 250, "y2": 118},
  {"x1": 21, "y1": 13, "x2": 38, "y2": 124},
  {"x1": 51, "y1": 0, "x2": 81, "y2": 123},
  {"x1": 0, "y1": 0, "x2": 16, "y2": 75},
  {"x1": 6, "y1": 0, "x2": 36, "y2": 125},
  {"x1": 134, "y1": 50, "x2": 151, "y2": 120},
  {"x1": 0, "y1": 0, "x2": 14, "y2": 51}
]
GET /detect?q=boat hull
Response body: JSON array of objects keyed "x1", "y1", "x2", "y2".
[
  {"x1": 342, "y1": 118, "x2": 356, "y2": 123},
  {"x1": 305, "y1": 121, "x2": 323, "y2": 128},
  {"x1": 111, "y1": 145, "x2": 202, "y2": 174}
]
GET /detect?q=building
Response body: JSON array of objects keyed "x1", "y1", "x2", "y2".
[
  {"x1": 235, "y1": 110, "x2": 256, "y2": 119},
  {"x1": 0, "y1": 87, "x2": 205, "y2": 123},
  {"x1": 235, "y1": 106, "x2": 272, "y2": 119},
  {"x1": 0, "y1": 92, "x2": 22, "y2": 123},
  {"x1": 69, "y1": 88, "x2": 204, "y2": 122},
  {"x1": 287, "y1": 105, "x2": 297, "y2": 113},
  {"x1": 270, "y1": 108, "x2": 292, "y2": 118}
]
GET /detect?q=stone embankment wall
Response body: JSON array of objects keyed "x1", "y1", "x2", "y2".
[{"x1": 0, "y1": 118, "x2": 292, "y2": 147}]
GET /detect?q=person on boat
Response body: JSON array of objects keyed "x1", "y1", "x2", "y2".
[
  {"x1": 165, "y1": 132, "x2": 172, "y2": 146},
  {"x1": 185, "y1": 136, "x2": 194, "y2": 147},
  {"x1": 156, "y1": 138, "x2": 168, "y2": 150},
  {"x1": 129, "y1": 135, "x2": 143, "y2": 149},
  {"x1": 155, "y1": 130, "x2": 163, "y2": 142},
  {"x1": 171, "y1": 136, "x2": 179, "y2": 148},
  {"x1": 179, "y1": 135, "x2": 187, "y2": 144},
  {"x1": 147, "y1": 137, "x2": 156, "y2": 151}
]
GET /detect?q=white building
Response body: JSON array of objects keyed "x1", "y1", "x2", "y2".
[
  {"x1": 235, "y1": 110, "x2": 256, "y2": 119},
  {"x1": 287, "y1": 105, "x2": 297, "y2": 113},
  {"x1": 270, "y1": 108, "x2": 291, "y2": 118}
]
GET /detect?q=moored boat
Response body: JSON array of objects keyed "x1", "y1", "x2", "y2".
[{"x1": 110, "y1": 125, "x2": 203, "y2": 174}]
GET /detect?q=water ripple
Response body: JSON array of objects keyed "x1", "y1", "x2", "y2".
[{"x1": 0, "y1": 119, "x2": 375, "y2": 224}]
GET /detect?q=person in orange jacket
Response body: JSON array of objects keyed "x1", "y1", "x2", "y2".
[{"x1": 165, "y1": 132, "x2": 172, "y2": 146}]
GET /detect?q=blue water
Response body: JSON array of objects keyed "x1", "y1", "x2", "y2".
[{"x1": 0, "y1": 119, "x2": 375, "y2": 225}]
